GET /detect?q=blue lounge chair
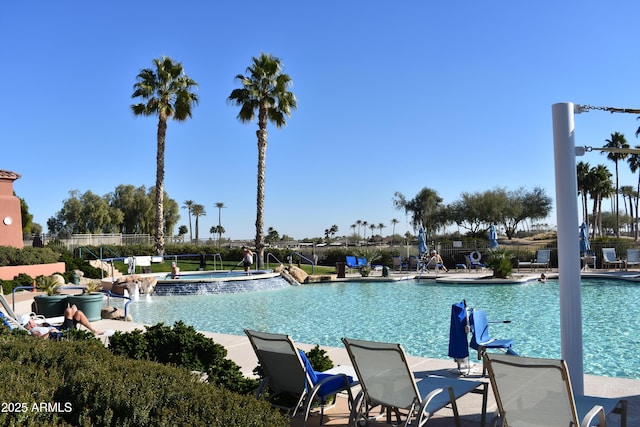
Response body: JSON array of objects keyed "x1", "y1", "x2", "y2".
[
  {"x1": 245, "y1": 329, "x2": 357, "y2": 426},
  {"x1": 345, "y1": 256, "x2": 358, "y2": 272},
  {"x1": 469, "y1": 309, "x2": 517, "y2": 375}
]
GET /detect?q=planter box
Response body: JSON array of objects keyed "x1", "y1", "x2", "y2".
[
  {"x1": 33, "y1": 295, "x2": 69, "y2": 318},
  {"x1": 67, "y1": 293, "x2": 104, "y2": 322}
]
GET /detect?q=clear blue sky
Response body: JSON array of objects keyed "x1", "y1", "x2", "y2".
[{"x1": 3, "y1": 1, "x2": 640, "y2": 240}]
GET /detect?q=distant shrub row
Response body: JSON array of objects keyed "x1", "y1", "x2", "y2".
[{"x1": 0, "y1": 329, "x2": 288, "y2": 427}]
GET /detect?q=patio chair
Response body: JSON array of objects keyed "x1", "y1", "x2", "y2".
[
  {"x1": 518, "y1": 249, "x2": 551, "y2": 272},
  {"x1": 625, "y1": 249, "x2": 640, "y2": 270},
  {"x1": 409, "y1": 255, "x2": 420, "y2": 271},
  {"x1": 484, "y1": 353, "x2": 627, "y2": 427},
  {"x1": 346, "y1": 256, "x2": 359, "y2": 273},
  {"x1": 341, "y1": 337, "x2": 487, "y2": 427},
  {"x1": 602, "y1": 248, "x2": 625, "y2": 270},
  {"x1": 392, "y1": 256, "x2": 408, "y2": 272},
  {"x1": 464, "y1": 254, "x2": 486, "y2": 272},
  {"x1": 244, "y1": 329, "x2": 356, "y2": 426},
  {"x1": 469, "y1": 309, "x2": 517, "y2": 376}
]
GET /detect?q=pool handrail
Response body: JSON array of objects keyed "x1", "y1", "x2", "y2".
[{"x1": 288, "y1": 252, "x2": 315, "y2": 274}]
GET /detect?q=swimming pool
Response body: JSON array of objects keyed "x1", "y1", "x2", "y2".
[{"x1": 128, "y1": 278, "x2": 640, "y2": 379}]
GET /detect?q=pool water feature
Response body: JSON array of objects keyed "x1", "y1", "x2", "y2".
[
  {"x1": 154, "y1": 271, "x2": 289, "y2": 295},
  {"x1": 129, "y1": 278, "x2": 640, "y2": 379}
]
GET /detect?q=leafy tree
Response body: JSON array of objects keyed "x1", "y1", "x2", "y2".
[
  {"x1": 18, "y1": 195, "x2": 34, "y2": 235},
  {"x1": 228, "y1": 53, "x2": 297, "y2": 268},
  {"x1": 131, "y1": 56, "x2": 199, "y2": 255},
  {"x1": 265, "y1": 227, "x2": 280, "y2": 244},
  {"x1": 601, "y1": 132, "x2": 629, "y2": 237},
  {"x1": 393, "y1": 187, "x2": 446, "y2": 239},
  {"x1": 178, "y1": 225, "x2": 188, "y2": 241},
  {"x1": 109, "y1": 184, "x2": 153, "y2": 234},
  {"x1": 499, "y1": 187, "x2": 552, "y2": 239},
  {"x1": 49, "y1": 190, "x2": 123, "y2": 234}
]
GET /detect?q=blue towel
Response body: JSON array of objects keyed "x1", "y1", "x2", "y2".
[
  {"x1": 298, "y1": 350, "x2": 352, "y2": 397},
  {"x1": 448, "y1": 301, "x2": 470, "y2": 359}
]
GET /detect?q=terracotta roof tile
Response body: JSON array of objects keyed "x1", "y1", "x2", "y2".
[{"x1": 0, "y1": 170, "x2": 21, "y2": 180}]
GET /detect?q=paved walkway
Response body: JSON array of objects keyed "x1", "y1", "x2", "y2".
[{"x1": 6, "y1": 275, "x2": 638, "y2": 427}]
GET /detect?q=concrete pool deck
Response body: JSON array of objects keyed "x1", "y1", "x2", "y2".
[{"x1": 6, "y1": 270, "x2": 639, "y2": 426}]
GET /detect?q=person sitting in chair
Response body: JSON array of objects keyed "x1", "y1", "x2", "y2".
[
  {"x1": 20, "y1": 304, "x2": 103, "y2": 338},
  {"x1": 430, "y1": 250, "x2": 448, "y2": 272}
]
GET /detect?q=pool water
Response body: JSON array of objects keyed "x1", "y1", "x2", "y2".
[{"x1": 128, "y1": 278, "x2": 640, "y2": 379}]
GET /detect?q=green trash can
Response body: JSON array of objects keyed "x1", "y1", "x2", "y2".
[
  {"x1": 382, "y1": 266, "x2": 390, "y2": 277},
  {"x1": 71, "y1": 273, "x2": 80, "y2": 285}
]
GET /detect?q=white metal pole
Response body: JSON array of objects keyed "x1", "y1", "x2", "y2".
[{"x1": 552, "y1": 102, "x2": 584, "y2": 395}]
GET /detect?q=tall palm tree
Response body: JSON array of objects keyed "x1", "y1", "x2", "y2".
[
  {"x1": 378, "y1": 223, "x2": 385, "y2": 240},
  {"x1": 228, "y1": 53, "x2": 296, "y2": 268},
  {"x1": 362, "y1": 221, "x2": 368, "y2": 240},
  {"x1": 620, "y1": 185, "x2": 635, "y2": 235},
  {"x1": 576, "y1": 162, "x2": 591, "y2": 226},
  {"x1": 131, "y1": 57, "x2": 199, "y2": 255},
  {"x1": 390, "y1": 218, "x2": 399, "y2": 246},
  {"x1": 602, "y1": 132, "x2": 629, "y2": 237},
  {"x1": 356, "y1": 220, "x2": 362, "y2": 239},
  {"x1": 182, "y1": 200, "x2": 194, "y2": 242},
  {"x1": 588, "y1": 165, "x2": 612, "y2": 238},
  {"x1": 215, "y1": 202, "x2": 225, "y2": 244},
  {"x1": 191, "y1": 204, "x2": 206, "y2": 243},
  {"x1": 628, "y1": 147, "x2": 640, "y2": 240}
]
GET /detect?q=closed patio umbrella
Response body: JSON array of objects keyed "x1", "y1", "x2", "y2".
[
  {"x1": 418, "y1": 226, "x2": 428, "y2": 255},
  {"x1": 488, "y1": 224, "x2": 499, "y2": 250},
  {"x1": 579, "y1": 222, "x2": 590, "y2": 253}
]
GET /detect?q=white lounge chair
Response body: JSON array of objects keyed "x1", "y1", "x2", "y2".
[
  {"x1": 517, "y1": 249, "x2": 551, "y2": 272},
  {"x1": 342, "y1": 337, "x2": 488, "y2": 427},
  {"x1": 484, "y1": 353, "x2": 627, "y2": 427},
  {"x1": 626, "y1": 249, "x2": 640, "y2": 270},
  {"x1": 602, "y1": 248, "x2": 625, "y2": 270}
]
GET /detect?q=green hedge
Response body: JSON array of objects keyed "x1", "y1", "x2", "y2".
[{"x1": 0, "y1": 332, "x2": 288, "y2": 427}]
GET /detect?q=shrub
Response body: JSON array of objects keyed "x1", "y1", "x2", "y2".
[
  {"x1": 108, "y1": 321, "x2": 259, "y2": 395},
  {"x1": 305, "y1": 344, "x2": 334, "y2": 371},
  {"x1": 0, "y1": 335, "x2": 287, "y2": 426},
  {"x1": 486, "y1": 249, "x2": 513, "y2": 279}
]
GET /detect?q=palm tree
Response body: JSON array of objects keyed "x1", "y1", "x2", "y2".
[
  {"x1": 390, "y1": 218, "x2": 399, "y2": 246},
  {"x1": 377, "y1": 223, "x2": 385, "y2": 241},
  {"x1": 228, "y1": 53, "x2": 297, "y2": 268},
  {"x1": 620, "y1": 185, "x2": 635, "y2": 235},
  {"x1": 191, "y1": 204, "x2": 206, "y2": 243},
  {"x1": 215, "y1": 202, "x2": 225, "y2": 244},
  {"x1": 628, "y1": 148, "x2": 640, "y2": 240},
  {"x1": 602, "y1": 132, "x2": 629, "y2": 237},
  {"x1": 356, "y1": 220, "x2": 362, "y2": 239},
  {"x1": 131, "y1": 57, "x2": 199, "y2": 255},
  {"x1": 362, "y1": 221, "x2": 368, "y2": 239},
  {"x1": 588, "y1": 165, "x2": 613, "y2": 238},
  {"x1": 576, "y1": 162, "x2": 591, "y2": 226},
  {"x1": 182, "y1": 200, "x2": 194, "y2": 242}
]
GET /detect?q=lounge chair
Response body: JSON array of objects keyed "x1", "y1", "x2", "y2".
[
  {"x1": 409, "y1": 255, "x2": 420, "y2": 271},
  {"x1": 517, "y1": 249, "x2": 551, "y2": 272},
  {"x1": 626, "y1": 249, "x2": 640, "y2": 270},
  {"x1": 244, "y1": 329, "x2": 356, "y2": 426},
  {"x1": 484, "y1": 353, "x2": 627, "y2": 427},
  {"x1": 0, "y1": 294, "x2": 64, "y2": 327},
  {"x1": 392, "y1": 256, "x2": 408, "y2": 272},
  {"x1": 581, "y1": 251, "x2": 597, "y2": 271},
  {"x1": 341, "y1": 337, "x2": 487, "y2": 427},
  {"x1": 469, "y1": 309, "x2": 517, "y2": 376},
  {"x1": 602, "y1": 248, "x2": 625, "y2": 270},
  {"x1": 346, "y1": 256, "x2": 358, "y2": 273},
  {"x1": 464, "y1": 254, "x2": 485, "y2": 272}
]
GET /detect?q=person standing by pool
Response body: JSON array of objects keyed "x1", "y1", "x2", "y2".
[{"x1": 242, "y1": 246, "x2": 254, "y2": 274}]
